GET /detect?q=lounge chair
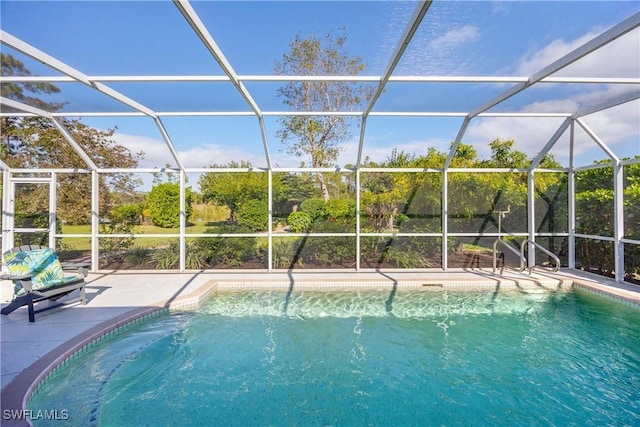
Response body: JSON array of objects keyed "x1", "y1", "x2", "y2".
[{"x1": 1, "y1": 245, "x2": 88, "y2": 322}]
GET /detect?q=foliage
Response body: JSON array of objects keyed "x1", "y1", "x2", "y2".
[
  {"x1": 275, "y1": 29, "x2": 374, "y2": 200},
  {"x1": 575, "y1": 169, "x2": 614, "y2": 238},
  {"x1": 150, "y1": 241, "x2": 209, "y2": 270},
  {"x1": 126, "y1": 247, "x2": 151, "y2": 267},
  {"x1": 152, "y1": 165, "x2": 178, "y2": 186},
  {"x1": 361, "y1": 235, "x2": 439, "y2": 268},
  {"x1": 360, "y1": 149, "x2": 441, "y2": 232},
  {"x1": 534, "y1": 172, "x2": 568, "y2": 235},
  {"x1": 288, "y1": 211, "x2": 313, "y2": 233},
  {"x1": 2, "y1": 54, "x2": 637, "y2": 276},
  {"x1": 201, "y1": 225, "x2": 259, "y2": 268},
  {"x1": 185, "y1": 241, "x2": 211, "y2": 270},
  {"x1": 236, "y1": 199, "x2": 268, "y2": 231},
  {"x1": 191, "y1": 204, "x2": 231, "y2": 223},
  {"x1": 98, "y1": 197, "x2": 144, "y2": 267},
  {"x1": 151, "y1": 241, "x2": 180, "y2": 269},
  {"x1": 300, "y1": 197, "x2": 327, "y2": 221},
  {"x1": 1, "y1": 53, "x2": 63, "y2": 111},
  {"x1": 99, "y1": 223, "x2": 135, "y2": 267},
  {"x1": 482, "y1": 138, "x2": 529, "y2": 168},
  {"x1": 325, "y1": 197, "x2": 355, "y2": 220},
  {"x1": 272, "y1": 239, "x2": 298, "y2": 269},
  {"x1": 112, "y1": 204, "x2": 143, "y2": 225},
  {"x1": 273, "y1": 172, "x2": 318, "y2": 216},
  {"x1": 213, "y1": 238, "x2": 258, "y2": 267},
  {"x1": 147, "y1": 182, "x2": 193, "y2": 228},
  {"x1": 302, "y1": 235, "x2": 354, "y2": 267},
  {"x1": 198, "y1": 161, "x2": 283, "y2": 222},
  {"x1": 380, "y1": 246, "x2": 431, "y2": 269},
  {"x1": 1, "y1": 54, "x2": 143, "y2": 225}
]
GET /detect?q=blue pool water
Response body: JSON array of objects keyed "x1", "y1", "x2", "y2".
[{"x1": 29, "y1": 288, "x2": 640, "y2": 426}]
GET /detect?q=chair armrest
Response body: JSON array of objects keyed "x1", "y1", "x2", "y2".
[
  {"x1": 60, "y1": 262, "x2": 90, "y2": 269},
  {"x1": 0, "y1": 274, "x2": 34, "y2": 293},
  {"x1": 60, "y1": 263, "x2": 90, "y2": 277},
  {"x1": 1, "y1": 273, "x2": 34, "y2": 281}
]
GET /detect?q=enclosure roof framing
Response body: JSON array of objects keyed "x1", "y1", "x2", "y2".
[
  {"x1": 0, "y1": 1, "x2": 638, "y2": 173},
  {"x1": 0, "y1": 29, "x2": 185, "y2": 169},
  {"x1": 0, "y1": 96, "x2": 98, "y2": 170}
]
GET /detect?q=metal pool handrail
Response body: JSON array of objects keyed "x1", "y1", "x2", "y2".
[
  {"x1": 492, "y1": 239, "x2": 527, "y2": 275},
  {"x1": 520, "y1": 239, "x2": 560, "y2": 273}
]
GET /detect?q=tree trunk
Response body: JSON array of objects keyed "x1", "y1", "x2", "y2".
[{"x1": 317, "y1": 172, "x2": 330, "y2": 202}]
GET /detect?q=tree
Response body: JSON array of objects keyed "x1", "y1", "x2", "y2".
[
  {"x1": 147, "y1": 182, "x2": 193, "y2": 228},
  {"x1": 198, "y1": 161, "x2": 283, "y2": 222},
  {"x1": 275, "y1": 29, "x2": 374, "y2": 201},
  {"x1": 483, "y1": 138, "x2": 528, "y2": 168},
  {"x1": 0, "y1": 53, "x2": 63, "y2": 112},
  {"x1": 1, "y1": 54, "x2": 144, "y2": 225}
]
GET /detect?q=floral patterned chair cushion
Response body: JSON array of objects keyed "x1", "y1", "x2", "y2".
[{"x1": 3, "y1": 248, "x2": 85, "y2": 297}]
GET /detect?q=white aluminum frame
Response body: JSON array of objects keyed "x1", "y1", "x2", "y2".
[{"x1": 1, "y1": 2, "x2": 639, "y2": 282}]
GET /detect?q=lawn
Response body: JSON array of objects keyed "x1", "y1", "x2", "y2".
[{"x1": 59, "y1": 221, "x2": 228, "y2": 250}]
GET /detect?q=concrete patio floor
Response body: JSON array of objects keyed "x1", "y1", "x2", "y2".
[{"x1": 1, "y1": 268, "x2": 639, "y2": 425}]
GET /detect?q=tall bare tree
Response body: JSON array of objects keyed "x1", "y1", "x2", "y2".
[{"x1": 275, "y1": 29, "x2": 373, "y2": 201}]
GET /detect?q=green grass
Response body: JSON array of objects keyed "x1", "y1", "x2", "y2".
[
  {"x1": 59, "y1": 221, "x2": 229, "y2": 250},
  {"x1": 461, "y1": 243, "x2": 494, "y2": 253}
]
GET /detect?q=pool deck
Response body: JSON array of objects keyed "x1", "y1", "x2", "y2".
[{"x1": 1, "y1": 268, "x2": 639, "y2": 425}]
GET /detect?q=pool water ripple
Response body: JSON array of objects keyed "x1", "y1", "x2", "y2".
[{"x1": 28, "y1": 288, "x2": 640, "y2": 426}]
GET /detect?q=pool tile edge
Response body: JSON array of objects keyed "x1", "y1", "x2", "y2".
[
  {"x1": 1, "y1": 274, "x2": 637, "y2": 426},
  {"x1": 0, "y1": 280, "x2": 219, "y2": 427}
]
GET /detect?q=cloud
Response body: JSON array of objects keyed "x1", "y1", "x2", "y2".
[
  {"x1": 111, "y1": 133, "x2": 175, "y2": 168},
  {"x1": 516, "y1": 27, "x2": 639, "y2": 78},
  {"x1": 178, "y1": 144, "x2": 266, "y2": 169},
  {"x1": 111, "y1": 133, "x2": 268, "y2": 169},
  {"x1": 460, "y1": 25, "x2": 640, "y2": 163},
  {"x1": 396, "y1": 23, "x2": 480, "y2": 75},
  {"x1": 464, "y1": 94, "x2": 639, "y2": 162},
  {"x1": 338, "y1": 136, "x2": 451, "y2": 166},
  {"x1": 427, "y1": 25, "x2": 480, "y2": 51}
]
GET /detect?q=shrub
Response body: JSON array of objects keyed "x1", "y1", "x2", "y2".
[
  {"x1": 203, "y1": 225, "x2": 258, "y2": 267},
  {"x1": 300, "y1": 197, "x2": 326, "y2": 221},
  {"x1": 380, "y1": 246, "x2": 431, "y2": 268},
  {"x1": 272, "y1": 239, "x2": 297, "y2": 269},
  {"x1": 151, "y1": 242, "x2": 180, "y2": 269},
  {"x1": 325, "y1": 198, "x2": 355, "y2": 220},
  {"x1": 303, "y1": 236, "x2": 354, "y2": 267},
  {"x1": 150, "y1": 241, "x2": 209, "y2": 269},
  {"x1": 126, "y1": 246, "x2": 150, "y2": 266},
  {"x1": 236, "y1": 199, "x2": 268, "y2": 231},
  {"x1": 112, "y1": 204, "x2": 142, "y2": 225},
  {"x1": 185, "y1": 241, "x2": 210, "y2": 269},
  {"x1": 311, "y1": 216, "x2": 355, "y2": 232},
  {"x1": 147, "y1": 182, "x2": 193, "y2": 228},
  {"x1": 99, "y1": 222, "x2": 134, "y2": 266},
  {"x1": 213, "y1": 238, "x2": 257, "y2": 267},
  {"x1": 288, "y1": 211, "x2": 313, "y2": 233}
]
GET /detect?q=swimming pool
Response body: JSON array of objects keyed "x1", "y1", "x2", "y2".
[{"x1": 29, "y1": 287, "x2": 640, "y2": 426}]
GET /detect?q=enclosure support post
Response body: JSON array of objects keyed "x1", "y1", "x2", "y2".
[
  {"x1": 268, "y1": 169, "x2": 273, "y2": 272},
  {"x1": 179, "y1": 170, "x2": 186, "y2": 271},
  {"x1": 91, "y1": 171, "x2": 99, "y2": 271},
  {"x1": 527, "y1": 170, "x2": 536, "y2": 268},
  {"x1": 355, "y1": 168, "x2": 361, "y2": 271},
  {"x1": 2, "y1": 170, "x2": 14, "y2": 254},
  {"x1": 613, "y1": 162, "x2": 625, "y2": 282},
  {"x1": 442, "y1": 170, "x2": 448, "y2": 270},
  {"x1": 568, "y1": 121, "x2": 576, "y2": 270},
  {"x1": 49, "y1": 172, "x2": 57, "y2": 249}
]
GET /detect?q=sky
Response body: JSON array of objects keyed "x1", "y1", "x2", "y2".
[{"x1": 1, "y1": 0, "x2": 639, "y2": 173}]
